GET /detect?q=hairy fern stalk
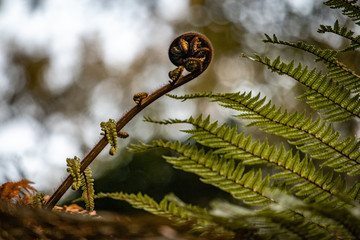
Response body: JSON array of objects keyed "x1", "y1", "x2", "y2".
[{"x1": 95, "y1": 1, "x2": 360, "y2": 239}]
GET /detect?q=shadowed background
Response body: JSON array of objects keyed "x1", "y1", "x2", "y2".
[{"x1": 0, "y1": 0, "x2": 358, "y2": 210}]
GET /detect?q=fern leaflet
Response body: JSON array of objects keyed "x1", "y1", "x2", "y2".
[
  {"x1": 266, "y1": 191, "x2": 360, "y2": 240},
  {"x1": 94, "y1": 192, "x2": 235, "y2": 238},
  {"x1": 244, "y1": 53, "x2": 360, "y2": 122},
  {"x1": 81, "y1": 167, "x2": 95, "y2": 211},
  {"x1": 263, "y1": 34, "x2": 360, "y2": 93},
  {"x1": 318, "y1": 20, "x2": 360, "y2": 52},
  {"x1": 66, "y1": 156, "x2": 95, "y2": 211},
  {"x1": 324, "y1": 0, "x2": 360, "y2": 25},
  {"x1": 211, "y1": 200, "x2": 336, "y2": 240}
]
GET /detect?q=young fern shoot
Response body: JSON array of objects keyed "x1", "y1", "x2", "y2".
[{"x1": 45, "y1": 32, "x2": 213, "y2": 209}]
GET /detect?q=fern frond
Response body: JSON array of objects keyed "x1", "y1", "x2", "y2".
[
  {"x1": 244, "y1": 54, "x2": 360, "y2": 122},
  {"x1": 211, "y1": 201, "x2": 332, "y2": 240},
  {"x1": 167, "y1": 92, "x2": 360, "y2": 176},
  {"x1": 144, "y1": 115, "x2": 352, "y2": 205},
  {"x1": 66, "y1": 156, "x2": 82, "y2": 190},
  {"x1": 263, "y1": 34, "x2": 360, "y2": 93},
  {"x1": 0, "y1": 179, "x2": 36, "y2": 205},
  {"x1": 129, "y1": 141, "x2": 272, "y2": 206},
  {"x1": 31, "y1": 192, "x2": 46, "y2": 207},
  {"x1": 263, "y1": 34, "x2": 338, "y2": 63},
  {"x1": 94, "y1": 192, "x2": 235, "y2": 238},
  {"x1": 130, "y1": 140, "x2": 334, "y2": 234},
  {"x1": 81, "y1": 167, "x2": 95, "y2": 211},
  {"x1": 324, "y1": 0, "x2": 360, "y2": 25},
  {"x1": 261, "y1": 209, "x2": 333, "y2": 240},
  {"x1": 318, "y1": 20, "x2": 360, "y2": 52},
  {"x1": 302, "y1": 203, "x2": 360, "y2": 239},
  {"x1": 100, "y1": 119, "x2": 119, "y2": 155},
  {"x1": 67, "y1": 156, "x2": 95, "y2": 211},
  {"x1": 267, "y1": 190, "x2": 360, "y2": 240}
]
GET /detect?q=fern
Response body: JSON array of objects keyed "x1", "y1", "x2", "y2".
[
  {"x1": 66, "y1": 156, "x2": 82, "y2": 190},
  {"x1": 129, "y1": 141, "x2": 272, "y2": 206},
  {"x1": 144, "y1": 115, "x2": 359, "y2": 205},
  {"x1": 81, "y1": 167, "x2": 95, "y2": 211},
  {"x1": 263, "y1": 33, "x2": 360, "y2": 93},
  {"x1": 168, "y1": 92, "x2": 360, "y2": 176},
  {"x1": 318, "y1": 20, "x2": 360, "y2": 52},
  {"x1": 0, "y1": 179, "x2": 36, "y2": 205},
  {"x1": 94, "y1": 192, "x2": 236, "y2": 239},
  {"x1": 324, "y1": 0, "x2": 360, "y2": 25},
  {"x1": 265, "y1": 191, "x2": 360, "y2": 239},
  {"x1": 86, "y1": 2, "x2": 360, "y2": 239},
  {"x1": 100, "y1": 119, "x2": 119, "y2": 155},
  {"x1": 263, "y1": 34, "x2": 338, "y2": 63},
  {"x1": 67, "y1": 156, "x2": 95, "y2": 211},
  {"x1": 211, "y1": 200, "x2": 343, "y2": 240},
  {"x1": 130, "y1": 139, "x2": 359, "y2": 237},
  {"x1": 243, "y1": 54, "x2": 360, "y2": 122}
]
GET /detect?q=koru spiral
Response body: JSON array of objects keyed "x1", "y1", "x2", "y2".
[{"x1": 168, "y1": 32, "x2": 213, "y2": 83}]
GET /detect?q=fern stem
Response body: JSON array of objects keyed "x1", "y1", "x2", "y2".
[
  {"x1": 45, "y1": 74, "x2": 201, "y2": 209},
  {"x1": 44, "y1": 33, "x2": 213, "y2": 209}
]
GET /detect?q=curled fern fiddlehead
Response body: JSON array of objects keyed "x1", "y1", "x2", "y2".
[{"x1": 168, "y1": 33, "x2": 213, "y2": 84}]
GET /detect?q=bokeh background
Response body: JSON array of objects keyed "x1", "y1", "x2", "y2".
[{"x1": 0, "y1": 0, "x2": 358, "y2": 211}]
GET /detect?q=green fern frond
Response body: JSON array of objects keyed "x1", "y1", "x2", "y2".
[
  {"x1": 96, "y1": 192, "x2": 166, "y2": 215},
  {"x1": 129, "y1": 140, "x2": 272, "y2": 206},
  {"x1": 144, "y1": 115, "x2": 354, "y2": 205},
  {"x1": 244, "y1": 54, "x2": 360, "y2": 122},
  {"x1": 94, "y1": 192, "x2": 235, "y2": 238},
  {"x1": 66, "y1": 156, "x2": 95, "y2": 211},
  {"x1": 81, "y1": 166, "x2": 95, "y2": 211},
  {"x1": 267, "y1": 191, "x2": 360, "y2": 240},
  {"x1": 100, "y1": 118, "x2": 119, "y2": 155},
  {"x1": 167, "y1": 92, "x2": 360, "y2": 176},
  {"x1": 263, "y1": 34, "x2": 338, "y2": 63},
  {"x1": 262, "y1": 34, "x2": 360, "y2": 93},
  {"x1": 302, "y1": 203, "x2": 360, "y2": 239},
  {"x1": 324, "y1": 0, "x2": 360, "y2": 25},
  {"x1": 260, "y1": 209, "x2": 333, "y2": 240},
  {"x1": 211, "y1": 200, "x2": 332, "y2": 240},
  {"x1": 129, "y1": 141, "x2": 333, "y2": 236},
  {"x1": 31, "y1": 192, "x2": 46, "y2": 207},
  {"x1": 318, "y1": 20, "x2": 360, "y2": 52},
  {"x1": 66, "y1": 156, "x2": 82, "y2": 190},
  {"x1": 347, "y1": 182, "x2": 360, "y2": 201}
]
